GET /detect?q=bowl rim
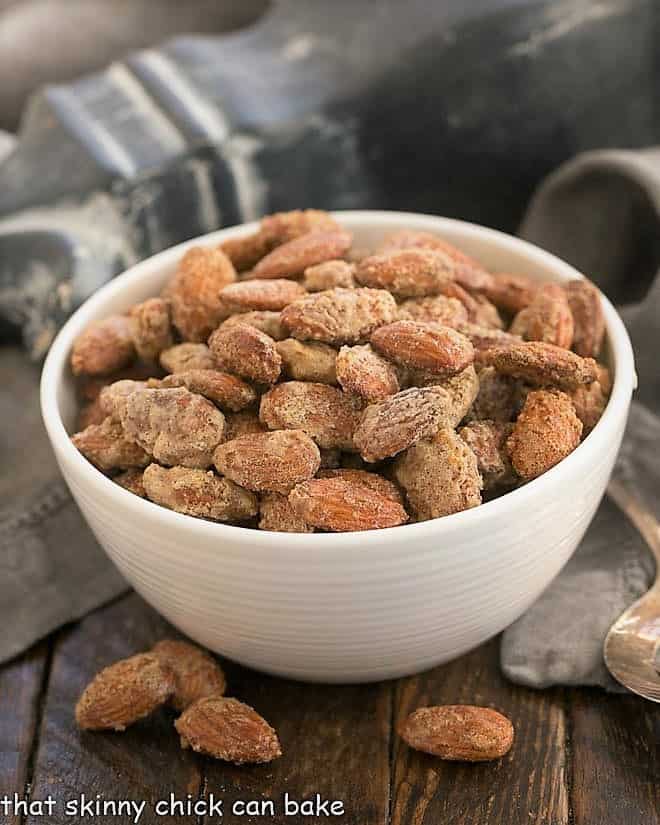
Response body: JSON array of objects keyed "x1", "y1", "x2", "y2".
[{"x1": 40, "y1": 209, "x2": 636, "y2": 549}]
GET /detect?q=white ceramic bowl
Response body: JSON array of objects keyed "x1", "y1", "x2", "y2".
[{"x1": 41, "y1": 211, "x2": 635, "y2": 683}]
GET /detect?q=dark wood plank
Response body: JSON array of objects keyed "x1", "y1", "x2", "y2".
[
  {"x1": 201, "y1": 662, "x2": 393, "y2": 824},
  {"x1": 0, "y1": 642, "x2": 50, "y2": 825},
  {"x1": 570, "y1": 689, "x2": 660, "y2": 825},
  {"x1": 390, "y1": 639, "x2": 569, "y2": 825},
  {"x1": 25, "y1": 593, "x2": 203, "y2": 825}
]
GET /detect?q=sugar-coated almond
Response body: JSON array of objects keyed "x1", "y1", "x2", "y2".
[
  {"x1": 506, "y1": 389, "x2": 582, "y2": 479},
  {"x1": 355, "y1": 248, "x2": 456, "y2": 297},
  {"x1": 75, "y1": 653, "x2": 175, "y2": 731},
  {"x1": 219, "y1": 279, "x2": 306, "y2": 312},
  {"x1": 253, "y1": 230, "x2": 352, "y2": 279},
  {"x1": 260, "y1": 382, "x2": 363, "y2": 450},
  {"x1": 72, "y1": 417, "x2": 150, "y2": 471},
  {"x1": 281, "y1": 287, "x2": 396, "y2": 345},
  {"x1": 479, "y1": 342, "x2": 598, "y2": 389},
  {"x1": 396, "y1": 295, "x2": 468, "y2": 328},
  {"x1": 71, "y1": 316, "x2": 135, "y2": 376},
  {"x1": 303, "y1": 259, "x2": 356, "y2": 291},
  {"x1": 276, "y1": 339, "x2": 338, "y2": 384},
  {"x1": 317, "y1": 468, "x2": 404, "y2": 505},
  {"x1": 399, "y1": 705, "x2": 514, "y2": 761},
  {"x1": 336, "y1": 344, "x2": 400, "y2": 402},
  {"x1": 158, "y1": 370, "x2": 257, "y2": 411},
  {"x1": 511, "y1": 283, "x2": 574, "y2": 349},
  {"x1": 566, "y1": 278, "x2": 605, "y2": 357},
  {"x1": 160, "y1": 342, "x2": 215, "y2": 373},
  {"x1": 143, "y1": 464, "x2": 257, "y2": 521},
  {"x1": 258, "y1": 492, "x2": 315, "y2": 533},
  {"x1": 208, "y1": 322, "x2": 281, "y2": 384},
  {"x1": 288, "y1": 478, "x2": 408, "y2": 532},
  {"x1": 220, "y1": 310, "x2": 287, "y2": 341},
  {"x1": 213, "y1": 430, "x2": 321, "y2": 493},
  {"x1": 163, "y1": 246, "x2": 235, "y2": 341},
  {"x1": 129, "y1": 297, "x2": 173, "y2": 362},
  {"x1": 371, "y1": 321, "x2": 474, "y2": 377},
  {"x1": 175, "y1": 696, "x2": 282, "y2": 764},
  {"x1": 152, "y1": 640, "x2": 226, "y2": 712},
  {"x1": 480, "y1": 272, "x2": 537, "y2": 313},
  {"x1": 260, "y1": 209, "x2": 340, "y2": 245}
]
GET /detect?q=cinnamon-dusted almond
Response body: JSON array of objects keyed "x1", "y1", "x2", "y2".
[
  {"x1": 152, "y1": 640, "x2": 226, "y2": 712},
  {"x1": 506, "y1": 389, "x2": 582, "y2": 480},
  {"x1": 276, "y1": 339, "x2": 338, "y2": 384},
  {"x1": 175, "y1": 696, "x2": 282, "y2": 764},
  {"x1": 160, "y1": 342, "x2": 215, "y2": 373},
  {"x1": 570, "y1": 364, "x2": 611, "y2": 433},
  {"x1": 355, "y1": 248, "x2": 455, "y2": 297},
  {"x1": 396, "y1": 295, "x2": 468, "y2": 328},
  {"x1": 71, "y1": 417, "x2": 150, "y2": 471},
  {"x1": 394, "y1": 428, "x2": 482, "y2": 520},
  {"x1": 220, "y1": 310, "x2": 287, "y2": 341},
  {"x1": 143, "y1": 465, "x2": 257, "y2": 521},
  {"x1": 129, "y1": 297, "x2": 173, "y2": 362},
  {"x1": 371, "y1": 321, "x2": 474, "y2": 377},
  {"x1": 121, "y1": 387, "x2": 226, "y2": 469},
  {"x1": 480, "y1": 272, "x2": 537, "y2": 313},
  {"x1": 459, "y1": 323, "x2": 522, "y2": 352},
  {"x1": 219, "y1": 279, "x2": 306, "y2": 312},
  {"x1": 219, "y1": 231, "x2": 273, "y2": 272},
  {"x1": 511, "y1": 283, "x2": 574, "y2": 349},
  {"x1": 479, "y1": 342, "x2": 598, "y2": 389},
  {"x1": 353, "y1": 385, "x2": 457, "y2": 462},
  {"x1": 379, "y1": 230, "x2": 494, "y2": 291},
  {"x1": 163, "y1": 246, "x2": 235, "y2": 342},
  {"x1": 336, "y1": 344, "x2": 400, "y2": 402},
  {"x1": 253, "y1": 230, "x2": 352, "y2": 279},
  {"x1": 288, "y1": 478, "x2": 408, "y2": 532},
  {"x1": 98, "y1": 379, "x2": 147, "y2": 421},
  {"x1": 260, "y1": 209, "x2": 341, "y2": 245},
  {"x1": 213, "y1": 430, "x2": 321, "y2": 493},
  {"x1": 317, "y1": 468, "x2": 404, "y2": 505},
  {"x1": 158, "y1": 370, "x2": 257, "y2": 412},
  {"x1": 71, "y1": 316, "x2": 135, "y2": 376},
  {"x1": 303, "y1": 259, "x2": 356, "y2": 291},
  {"x1": 260, "y1": 382, "x2": 363, "y2": 450},
  {"x1": 224, "y1": 409, "x2": 267, "y2": 441},
  {"x1": 208, "y1": 322, "x2": 281, "y2": 384},
  {"x1": 281, "y1": 287, "x2": 396, "y2": 345},
  {"x1": 75, "y1": 653, "x2": 175, "y2": 731},
  {"x1": 565, "y1": 278, "x2": 605, "y2": 357},
  {"x1": 259, "y1": 492, "x2": 315, "y2": 533},
  {"x1": 459, "y1": 420, "x2": 516, "y2": 490},
  {"x1": 399, "y1": 705, "x2": 514, "y2": 761}
]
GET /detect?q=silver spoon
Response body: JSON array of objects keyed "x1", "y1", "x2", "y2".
[{"x1": 604, "y1": 477, "x2": 660, "y2": 701}]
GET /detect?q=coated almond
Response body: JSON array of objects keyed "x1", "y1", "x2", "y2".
[
  {"x1": 355, "y1": 248, "x2": 456, "y2": 297},
  {"x1": 75, "y1": 653, "x2": 175, "y2": 731},
  {"x1": 213, "y1": 429, "x2": 321, "y2": 493},
  {"x1": 152, "y1": 640, "x2": 226, "y2": 712},
  {"x1": 371, "y1": 321, "x2": 474, "y2": 377},
  {"x1": 71, "y1": 316, "x2": 135, "y2": 376},
  {"x1": 253, "y1": 230, "x2": 352, "y2": 279},
  {"x1": 399, "y1": 705, "x2": 514, "y2": 761},
  {"x1": 336, "y1": 344, "x2": 400, "y2": 402},
  {"x1": 479, "y1": 341, "x2": 598, "y2": 389},
  {"x1": 208, "y1": 322, "x2": 281, "y2": 384},
  {"x1": 175, "y1": 696, "x2": 282, "y2": 764},
  {"x1": 158, "y1": 370, "x2": 257, "y2": 411},
  {"x1": 219, "y1": 279, "x2": 306, "y2": 312},
  {"x1": 288, "y1": 477, "x2": 408, "y2": 532},
  {"x1": 565, "y1": 278, "x2": 605, "y2": 357}
]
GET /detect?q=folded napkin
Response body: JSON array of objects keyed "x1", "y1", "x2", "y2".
[{"x1": 1, "y1": 149, "x2": 659, "y2": 693}]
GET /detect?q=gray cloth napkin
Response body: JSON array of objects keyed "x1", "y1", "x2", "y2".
[{"x1": 1, "y1": 149, "x2": 659, "y2": 691}]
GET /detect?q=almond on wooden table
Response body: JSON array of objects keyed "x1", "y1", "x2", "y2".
[
  {"x1": 288, "y1": 477, "x2": 408, "y2": 531},
  {"x1": 76, "y1": 653, "x2": 175, "y2": 731},
  {"x1": 175, "y1": 696, "x2": 282, "y2": 764},
  {"x1": 399, "y1": 705, "x2": 514, "y2": 761},
  {"x1": 152, "y1": 640, "x2": 226, "y2": 712},
  {"x1": 213, "y1": 430, "x2": 321, "y2": 493}
]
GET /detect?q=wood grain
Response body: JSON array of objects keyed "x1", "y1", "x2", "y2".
[
  {"x1": 390, "y1": 639, "x2": 569, "y2": 825},
  {"x1": 570, "y1": 689, "x2": 660, "y2": 825},
  {"x1": 24, "y1": 594, "x2": 203, "y2": 825},
  {"x1": 200, "y1": 661, "x2": 393, "y2": 824},
  {"x1": 0, "y1": 642, "x2": 50, "y2": 825}
]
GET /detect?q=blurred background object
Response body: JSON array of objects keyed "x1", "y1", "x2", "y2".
[{"x1": 1, "y1": 0, "x2": 659, "y2": 355}]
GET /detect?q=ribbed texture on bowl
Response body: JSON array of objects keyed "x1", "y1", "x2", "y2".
[{"x1": 42, "y1": 212, "x2": 635, "y2": 683}]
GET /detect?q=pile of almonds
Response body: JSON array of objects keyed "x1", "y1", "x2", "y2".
[
  {"x1": 77, "y1": 640, "x2": 514, "y2": 764},
  {"x1": 70, "y1": 209, "x2": 610, "y2": 532}
]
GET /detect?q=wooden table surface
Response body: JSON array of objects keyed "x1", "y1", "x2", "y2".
[{"x1": 1, "y1": 591, "x2": 658, "y2": 825}]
